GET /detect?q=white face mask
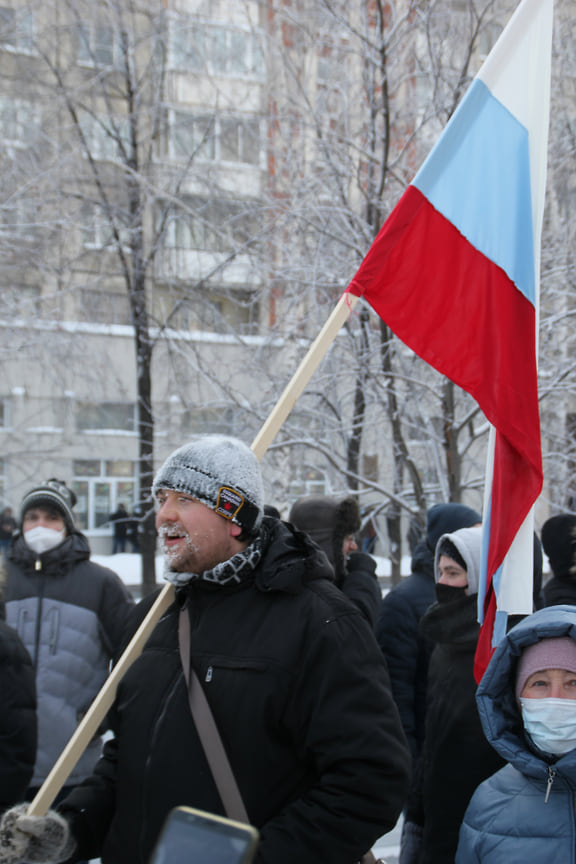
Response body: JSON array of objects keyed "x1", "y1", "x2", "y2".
[
  {"x1": 520, "y1": 697, "x2": 576, "y2": 756},
  {"x1": 24, "y1": 525, "x2": 66, "y2": 555}
]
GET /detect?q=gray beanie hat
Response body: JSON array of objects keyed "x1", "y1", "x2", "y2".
[
  {"x1": 20, "y1": 478, "x2": 77, "y2": 533},
  {"x1": 152, "y1": 435, "x2": 264, "y2": 534},
  {"x1": 434, "y1": 524, "x2": 483, "y2": 594}
]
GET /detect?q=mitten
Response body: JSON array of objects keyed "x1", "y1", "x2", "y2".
[{"x1": 0, "y1": 804, "x2": 76, "y2": 864}]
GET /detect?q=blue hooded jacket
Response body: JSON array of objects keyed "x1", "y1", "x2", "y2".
[{"x1": 456, "y1": 605, "x2": 576, "y2": 863}]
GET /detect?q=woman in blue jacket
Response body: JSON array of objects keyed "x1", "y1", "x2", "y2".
[{"x1": 457, "y1": 605, "x2": 576, "y2": 863}]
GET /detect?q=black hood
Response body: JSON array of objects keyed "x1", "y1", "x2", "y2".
[
  {"x1": 411, "y1": 502, "x2": 481, "y2": 580},
  {"x1": 256, "y1": 517, "x2": 335, "y2": 593}
]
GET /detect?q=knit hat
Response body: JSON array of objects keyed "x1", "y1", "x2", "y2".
[
  {"x1": 541, "y1": 514, "x2": 576, "y2": 581},
  {"x1": 20, "y1": 478, "x2": 77, "y2": 533},
  {"x1": 434, "y1": 524, "x2": 483, "y2": 594},
  {"x1": 152, "y1": 435, "x2": 264, "y2": 534},
  {"x1": 515, "y1": 636, "x2": 576, "y2": 701}
]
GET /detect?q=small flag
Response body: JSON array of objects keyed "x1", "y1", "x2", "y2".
[{"x1": 347, "y1": 0, "x2": 553, "y2": 679}]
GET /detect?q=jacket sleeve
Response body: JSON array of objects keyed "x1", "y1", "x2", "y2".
[
  {"x1": 340, "y1": 552, "x2": 382, "y2": 630},
  {"x1": 376, "y1": 588, "x2": 423, "y2": 760},
  {"x1": 95, "y1": 566, "x2": 136, "y2": 657},
  {"x1": 0, "y1": 626, "x2": 37, "y2": 811},
  {"x1": 58, "y1": 737, "x2": 119, "y2": 862},
  {"x1": 256, "y1": 607, "x2": 411, "y2": 864}
]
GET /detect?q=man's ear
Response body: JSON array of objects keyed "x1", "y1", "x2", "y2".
[{"x1": 230, "y1": 522, "x2": 243, "y2": 538}]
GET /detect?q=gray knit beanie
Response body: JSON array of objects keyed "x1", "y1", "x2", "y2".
[{"x1": 152, "y1": 435, "x2": 264, "y2": 534}]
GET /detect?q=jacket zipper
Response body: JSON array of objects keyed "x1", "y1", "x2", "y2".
[
  {"x1": 545, "y1": 765, "x2": 557, "y2": 803},
  {"x1": 32, "y1": 560, "x2": 45, "y2": 674}
]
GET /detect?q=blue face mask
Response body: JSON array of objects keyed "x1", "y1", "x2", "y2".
[{"x1": 520, "y1": 697, "x2": 576, "y2": 756}]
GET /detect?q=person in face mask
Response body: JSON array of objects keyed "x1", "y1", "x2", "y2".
[
  {"x1": 404, "y1": 525, "x2": 506, "y2": 864},
  {"x1": 457, "y1": 604, "x2": 576, "y2": 863},
  {"x1": 3, "y1": 479, "x2": 134, "y2": 820}
]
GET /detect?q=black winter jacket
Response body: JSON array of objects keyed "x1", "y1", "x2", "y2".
[
  {"x1": 60, "y1": 520, "x2": 410, "y2": 864},
  {"x1": 0, "y1": 619, "x2": 36, "y2": 811},
  {"x1": 416, "y1": 594, "x2": 505, "y2": 864}
]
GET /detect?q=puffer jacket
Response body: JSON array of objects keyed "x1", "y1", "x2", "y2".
[
  {"x1": 59, "y1": 518, "x2": 410, "y2": 864},
  {"x1": 456, "y1": 605, "x2": 576, "y2": 863},
  {"x1": 5, "y1": 532, "x2": 134, "y2": 786}
]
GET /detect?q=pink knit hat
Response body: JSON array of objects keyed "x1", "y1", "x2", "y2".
[{"x1": 515, "y1": 637, "x2": 576, "y2": 700}]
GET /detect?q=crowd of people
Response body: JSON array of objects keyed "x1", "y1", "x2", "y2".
[{"x1": 0, "y1": 434, "x2": 574, "y2": 864}]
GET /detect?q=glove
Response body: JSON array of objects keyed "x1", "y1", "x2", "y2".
[{"x1": 0, "y1": 804, "x2": 76, "y2": 864}]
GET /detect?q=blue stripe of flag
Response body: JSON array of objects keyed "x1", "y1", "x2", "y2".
[{"x1": 413, "y1": 79, "x2": 535, "y2": 306}]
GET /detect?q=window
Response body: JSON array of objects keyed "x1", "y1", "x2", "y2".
[
  {"x1": 220, "y1": 116, "x2": 260, "y2": 165},
  {"x1": 80, "y1": 201, "x2": 131, "y2": 249},
  {"x1": 288, "y1": 466, "x2": 326, "y2": 503},
  {"x1": 0, "y1": 98, "x2": 40, "y2": 148},
  {"x1": 78, "y1": 113, "x2": 130, "y2": 162},
  {"x1": 171, "y1": 112, "x2": 215, "y2": 160},
  {"x1": 76, "y1": 402, "x2": 136, "y2": 433},
  {"x1": 77, "y1": 22, "x2": 124, "y2": 68},
  {"x1": 0, "y1": 285, "x2": 41, "y2": 318},
  {"x1": 159, "y1": 197, "x2": 260, "y2": 253},
  {"x1": 152, "y1": 285, "x2": 258, "y2": 335},
  {"x1": 0, "y1": 7, "x2": 34, "y2": 53},
  {"x1": 0, "y1": 194, "x2": 40, "y2": 243},
  {"x1": 171, "y1": 21, "x2": 264, "y2": 79},
  {"x1": 78, "y1": 289, "x2": 131, "y2": 325},
  {"x1": 181, "y1": 406, "x2": 235, "y2": 436},
  {"x1": 164, "y1": 111, "x2": 260, "y2": 166},
  {"x1": 72, "y1": 459, "x2": 137, "y2": 530}
]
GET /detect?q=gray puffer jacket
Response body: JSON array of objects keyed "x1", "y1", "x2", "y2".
[
  {"x1": 456, "y1": 605, "x2": 576, "y2": 864},
  {"x1": 5, "y1": 532, "x2": 134, "y2": 787}
]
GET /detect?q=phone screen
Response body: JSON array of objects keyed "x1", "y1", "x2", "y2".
[{"x1": 150, "y1": 807, "x2": 259, "y2": 864}]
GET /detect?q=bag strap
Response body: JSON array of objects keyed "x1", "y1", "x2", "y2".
[{"x1": 178, "y1": 607, "x2": 249, "y2": 824}]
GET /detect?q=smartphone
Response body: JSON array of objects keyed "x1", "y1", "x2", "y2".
[{"x1": 149, "y1": 806, "x2": 260, "y2": 864}]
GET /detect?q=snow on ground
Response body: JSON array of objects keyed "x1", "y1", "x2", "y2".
[{"x1": 93, "y1": 552, "x2": 412, "y2": 597}]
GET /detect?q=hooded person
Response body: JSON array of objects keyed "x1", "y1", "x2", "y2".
[
  {"x1": 0, "y1": 437, "x2": 410, "y2": 864},
  {"x1": 457, "y1": 604, "x2": 576, "y2": 863},
  {"x1": 3, "y1": 478, "x2": 134, "y2": 801},
  {"x1": 289, "y1": 494, "x2": 381, "y2": 629},
  {"x1": 376, "y1": 504, "x2": 481, "y2": 764},
  {"x1": 405, "y1": 525, "x2": 506, "y2": 864},
  {"x1": 540, "y1": 513, "x2": 576, "y2": 606}
]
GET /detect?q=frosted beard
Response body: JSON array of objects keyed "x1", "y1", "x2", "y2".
[
  {"x1": 157, "y1": 523, "x2": 200, "y2": 585},
  {"x1": 158, "y1": 522, "x2": 265, "y2": 588}
]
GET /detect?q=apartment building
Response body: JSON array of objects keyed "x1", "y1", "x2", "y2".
[{"x1": 0, "y1": 0, "x2": 572, "y2": 562}]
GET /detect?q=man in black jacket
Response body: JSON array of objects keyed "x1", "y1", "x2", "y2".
[{"x1": 0, "y1": 435, "x2": 410, "y2": 864}]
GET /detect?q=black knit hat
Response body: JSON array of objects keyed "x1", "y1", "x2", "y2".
[{"x1": 20, "y1": 478, "x2": 77, "y2": 533}]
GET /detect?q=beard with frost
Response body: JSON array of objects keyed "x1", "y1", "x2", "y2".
[{"x1": 159, "y1": 523, "x2": 264, "y2": 586}]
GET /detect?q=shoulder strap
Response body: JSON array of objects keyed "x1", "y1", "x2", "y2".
[{"x1": 178, "y1": 607, "x2": 249, "y2": 824}]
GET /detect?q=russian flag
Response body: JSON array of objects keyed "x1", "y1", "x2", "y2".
[{"x1": 347, "y1": 0, "x2": 553, "y2": 679}]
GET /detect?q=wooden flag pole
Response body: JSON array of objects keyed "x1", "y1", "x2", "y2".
[
  {"x1": 27, "y1": 290, "x2": 359, "y2": 817},
  {"x1": 251, "y1": 293, "x2": 359, "y2": 460}
]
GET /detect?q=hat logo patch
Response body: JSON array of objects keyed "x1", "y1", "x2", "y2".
[{"x1": 215, "y1": 486, "x2": 244, "y2": 521}]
